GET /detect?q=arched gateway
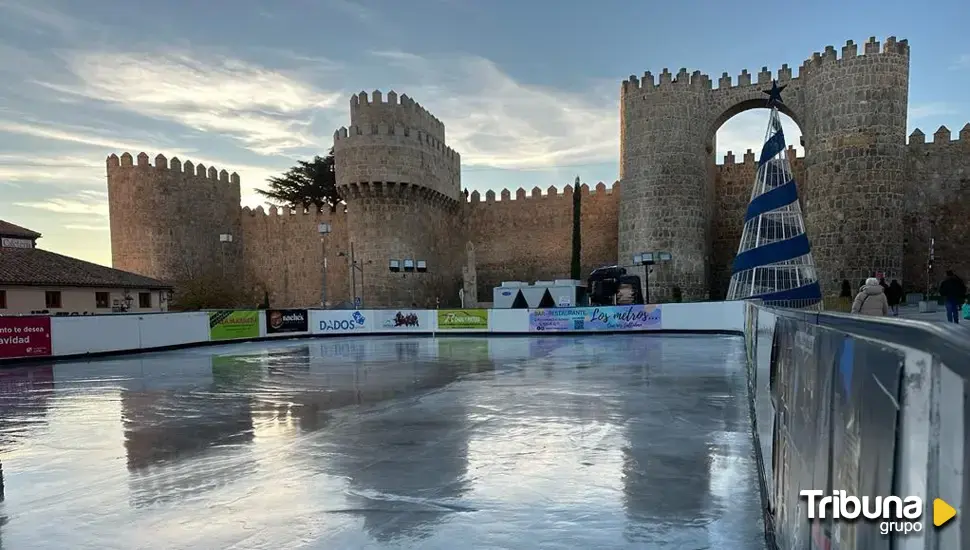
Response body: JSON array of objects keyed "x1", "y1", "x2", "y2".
[{"x1": 620, "y1": 37, "x2": 909, "y2": 300}]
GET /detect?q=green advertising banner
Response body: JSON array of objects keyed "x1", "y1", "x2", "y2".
[
  {"x1": 208, "y1": 310, "x2": 260, "y2": 341},
  {"x1": 436, "y1": 309, "x2": 489, "y2": 330}
]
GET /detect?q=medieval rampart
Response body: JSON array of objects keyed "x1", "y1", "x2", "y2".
[
  {"x1": 903, "y1": 124, "x2": 970, "y2": 291},
  {"x1": 621, "y1": 36, "x2": 909, "y2": 298},
  {"x1": 105, "y1": 38, "x2": 970, "y2": 308},
  {"x1": 465, "y1": 182, "x2": 620, "y2": 298},
  {"x1": 239, "y1": 205, "x2": 351, "y2": 308},
  {"x1": 106, "y1": 152, "x2": 242, "y2": 283}
]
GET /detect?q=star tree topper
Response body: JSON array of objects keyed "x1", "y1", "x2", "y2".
[{"x1": 764, "y1": 80, "x2": 786, "y2": 107}]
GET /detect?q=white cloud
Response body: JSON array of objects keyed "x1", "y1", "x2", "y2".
[
  {"x1": 39, "y1": 50, "x2": 344, "y2": 156},
  {"x1": 0, "y1": 0, "x2": 81, "y2": 36},
  {"x1": 0, "y1": 153, "x2": 104, "y2": 185},
  {"x1": 369, "y1": 51, "x2": 619, "y2": 170},
  {"x1": 14, "y1": 190, "x2": 109, "y2": 216},
  {"x1": 64, "y1": 223, "x2": 107, "y2": 231},
  {"x1": 910, "y1": 103, "x2": 956, "y2": 120}
]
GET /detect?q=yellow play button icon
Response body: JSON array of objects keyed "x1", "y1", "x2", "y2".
[{"x1": 934, "y1": 498, "x2": 957, "y2": 527}]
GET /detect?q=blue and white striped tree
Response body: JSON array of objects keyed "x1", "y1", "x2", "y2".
[{"x1": 727, "y1": 81, "x2": 822, "y2": 308}]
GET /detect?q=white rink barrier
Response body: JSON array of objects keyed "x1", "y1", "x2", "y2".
[
  {"x1": 0, "y1": 301, "x2": 747, "y2": 361},
  {"x1": 0, "y1": 302, "x2": 745, "y2": 362}
]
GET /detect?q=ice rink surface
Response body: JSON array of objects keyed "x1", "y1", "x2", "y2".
[{"x1": 0, "y1": 334, "x2": 766, "y2": 549}]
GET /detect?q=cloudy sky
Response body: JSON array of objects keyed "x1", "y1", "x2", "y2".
[{"x1": 1, "y1": 0, "x2": 967, "y2": 267}]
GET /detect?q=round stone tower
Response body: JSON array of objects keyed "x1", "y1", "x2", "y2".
[
  {"x1": 619, "y1": 69, "x2": 712, "y2": 301},
  {"x1": 106, "y1": 152, "x2": 242, "y2": 282},
  {"x1": 333, "y1": 90, "x2": 465, "y2": 308},
  {"x1": 801, "y1": 37, "x2": 910, "y2": 286}
]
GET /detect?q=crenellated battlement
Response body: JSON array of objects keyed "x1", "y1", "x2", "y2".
[
  {"x1": 907, "y1": 124, "x2": 970, "y2": 146},
  {"x1": 107, "y1": 152, "x2": 240, "y2": 185},
  {"x1": 466, "y1": 181, "x2": 620, "y2": 204},
  {"x1": 349, "y1": 90, "x2": 445, "y2": 142},
  {"x1": 718, "y1": 146, "x2": 803, "y2": 166},
  {"x1": 333, "y1": 123, "x2": 460, "y2": 162},
  {"x1": 622, "y1": 36, "x2": 908, "y2": 94}
]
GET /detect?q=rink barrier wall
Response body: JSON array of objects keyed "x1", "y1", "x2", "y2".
[
  {"x1": 746, "y1": 302, "x2": 969, "y2": 550},
  {"x1": 0, "y1": 301, "x2": 746, "y2": 364}
]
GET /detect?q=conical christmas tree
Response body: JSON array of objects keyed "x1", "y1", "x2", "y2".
[{"x1": 727, "y1": 81, "x2": 822, "y2": 309}]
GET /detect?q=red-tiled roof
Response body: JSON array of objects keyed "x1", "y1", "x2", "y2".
[
  {"x1": 0, "y1": 247, "x2": 172, "y2": 289},
  {"x1": 0, "y1": 220, "x2": 41, "y2": 239}
]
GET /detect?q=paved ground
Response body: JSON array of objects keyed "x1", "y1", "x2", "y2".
[{"x1": 0, "y1": 334, "x2": 767, "y2": 549}]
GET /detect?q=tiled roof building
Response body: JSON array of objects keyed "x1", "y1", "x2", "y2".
[{"x1": 0, "y1": 220, "x2": 172, "y2": 315}]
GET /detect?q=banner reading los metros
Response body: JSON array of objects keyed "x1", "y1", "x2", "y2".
[
  {"x1": 209, "y1": 310, "x2": 259, "y2": 341},
  {"x1": 529, "y1": 305, "x2": 662, "y2": 332},
  {"x1": 266, "y1": 309, "x2": 309, "y2": 334},
  {"x1": 315, "y1": 310, "x2": 369, "y2": 334},
  {"x1": 436, "y1": 309, "x2": 489, "y2": 330},
  {"x1": 0, "y1": 316, "x2": 52, "y2": 358}
]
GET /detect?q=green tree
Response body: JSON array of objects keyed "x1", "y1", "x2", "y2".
[
  {"x1": 570, "y1": 176, "x2": 582, "y2": 280},
  {"x1": 256, "y1": 149, "x2": 341, "y2": 212}
]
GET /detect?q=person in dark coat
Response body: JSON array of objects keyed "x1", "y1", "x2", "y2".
[
  {"x1": 939, "y1": 270, "x2": 967, "y2": 323},
  {"x1": 840, "y1": 280, "x2": 852, "y2": 298},
  {"x1": 886, "y1": 279, "x2": 904, "y2": 316}
]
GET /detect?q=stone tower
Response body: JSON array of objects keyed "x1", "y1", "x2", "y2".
[
  {"x1": 106, "y1": 152, "x2": 243, "y2": 282},
  {"x1": 620, "y1": 36, "x2": 909, "y2": 299},
  {"x1": 333, "y1": 90, "x2": 465, "y2": 307}
]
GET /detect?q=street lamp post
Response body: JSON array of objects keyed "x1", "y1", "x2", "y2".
[
  {"x1": 339, "y1": 243, "x2": 369, "y2": 308},
  {"x1": 633, "y1": 251, "x2": 672, "y2": 303},
  {"x1": 318, "y1": 223, "x2": 331, "y2": 307}
]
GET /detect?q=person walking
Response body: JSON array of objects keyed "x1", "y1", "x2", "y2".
[
  {"x1": 887, "y1": 280, "x2": 904, "y2": 316},
  {"x1": 939, "y1": 270, "x2": 967, "y2": 323},
  {"x1": 851, "y1": 277, "x2": 890, "y2": 316}
]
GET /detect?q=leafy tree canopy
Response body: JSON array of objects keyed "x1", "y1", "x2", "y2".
[{"x1": 256, "y1": 149, "x2": 341, "y2": 212}]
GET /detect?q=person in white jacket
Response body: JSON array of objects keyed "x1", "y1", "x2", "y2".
[{"x1": 851, "y1": 277, "x2": 890, "y2": 316}]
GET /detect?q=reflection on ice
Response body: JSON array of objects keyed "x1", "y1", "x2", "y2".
[{"x1": 0, "y1": 334, "x2": 766, "y2": 549}]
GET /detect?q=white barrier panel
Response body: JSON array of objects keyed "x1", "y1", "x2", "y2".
[
  {"x1": 489, "y1": 309, "x2": 529, "y2": 332},
  {"x1": 660, "y1": 300, "x2": 746, "y2": 332},
  {"x1": 18, "y1": 301, "x2": 747, "y2": 362},
  {"x1": 372, "y1": 309, "x2": 433, "y2": 333},
  {"x1": 751, "y1": 307, "x2": 777, "y2": 508},
  {"x1": 311, "y1": 309, "x2": 371, "y2": 335},
  {"x1": 139, "y1": 312, "x2": 210, "y2": 349},
  {"x1": 51, "y1": 315, "x2": 142, "y2": 356}
]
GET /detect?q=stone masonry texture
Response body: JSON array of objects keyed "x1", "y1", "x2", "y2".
[{"x1": 106, "y1": 37, "x2": 970, "y2": 307}]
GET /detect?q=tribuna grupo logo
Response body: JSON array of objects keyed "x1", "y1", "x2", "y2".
[{"x1": 801, "y1": 490, "x2": 924, "y2": 535}]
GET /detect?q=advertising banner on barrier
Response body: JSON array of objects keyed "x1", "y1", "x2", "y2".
[
  {"x1": 266, "y1": 309, "x2": 309, "y2": 334},
  {"x1": 315, "y1": 310, "x2": 368, "y2": 334},
  {"x1": 208, "y1": 310, "x2": 259, "y2": 341},
  {"x1": 436, "y1": 309, "x2": 489, "y2": 330},
  {"x1": 376, "y1": 310, "x2": 428, "y2": 332},
  {"x1": 528, "y1": 305, "x2": 661, "y2": 332},
  {"x1": 0, "y1": 316, "x2": 52, "y2": 358}
]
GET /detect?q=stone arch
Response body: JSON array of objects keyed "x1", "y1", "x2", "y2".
[{"x1": 705, "y1": 98, "x2": 809, "y2": 300}]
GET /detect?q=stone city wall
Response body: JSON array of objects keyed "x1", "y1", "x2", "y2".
[{"x1": 465, "y1": 183, "x2": 620, "y2": 299}]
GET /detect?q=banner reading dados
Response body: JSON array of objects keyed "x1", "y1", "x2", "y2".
[
  {"x1": 266, "y1": 309, "x2": 309, "y2": 334},
  {"x1": 0, "y1": 316, "x2": 52, "y2": 359}
]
